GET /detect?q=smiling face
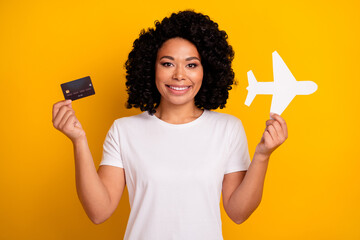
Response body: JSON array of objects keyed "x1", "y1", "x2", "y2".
[{"x1": 155, "y1": 37, "x2": 203, "y2": 109}]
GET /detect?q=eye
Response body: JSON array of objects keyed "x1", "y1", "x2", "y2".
[
  {"x1": 187, "y1": 63, "x2": 198, "y2": 68},
  {"x1": 161, "y1": 62, "x2": 173, "y2": 67}
]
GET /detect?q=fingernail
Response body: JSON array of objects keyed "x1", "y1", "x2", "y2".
[{"x1": 66, "y1": 99, "x2": 72, "y2": 103}]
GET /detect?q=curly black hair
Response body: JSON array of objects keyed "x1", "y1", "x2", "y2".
[{"x1": 125, "y1": 10, "x2": 235, "y2": 115}]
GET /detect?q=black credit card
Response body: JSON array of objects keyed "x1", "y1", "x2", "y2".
[{"x1": 61, "y1": 76, "x2": 95, "y2": 101}]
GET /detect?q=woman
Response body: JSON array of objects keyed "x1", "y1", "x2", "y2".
[{"x1": 52, "y1": 10, "x2": 287, "y2": 240}]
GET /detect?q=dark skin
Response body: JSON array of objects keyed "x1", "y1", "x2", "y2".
[
  {"x1": 51, "y1": 37, "x2": 288, "y2": 225},
  {"x1": 222, "y1": 113, "x2": 288, "y2": 224}
]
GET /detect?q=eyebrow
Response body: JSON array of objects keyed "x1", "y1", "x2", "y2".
[{"x1": 159, "y1": 56, "x2": 201, "y2": 61}]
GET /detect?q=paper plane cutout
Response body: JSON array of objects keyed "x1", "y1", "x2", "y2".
[{"x1": 245, "y1": 51, "x2": 318, "y2": 115}]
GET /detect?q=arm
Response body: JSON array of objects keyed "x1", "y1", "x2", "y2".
[
  {"x1": 73, "y1": 137, "x2": 125, "y2": 224},
  {"x1": 222, "y1": 113, "x2": 288, "y2": 224},
  {"x1": 52, "y1": 100, "x2": 125, "y2": 224}
]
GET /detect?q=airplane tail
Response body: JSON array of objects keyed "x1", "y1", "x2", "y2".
[{"x1": 245, "y1": 70, "x2": 257, "y2": 106}]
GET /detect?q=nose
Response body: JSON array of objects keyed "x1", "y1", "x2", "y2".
[{"x1": 172, "y1": 66, "x2": 186, "y2": 81}]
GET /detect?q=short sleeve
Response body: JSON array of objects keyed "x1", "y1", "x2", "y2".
[
  {"x1": 224, "y1": 118, "x2": 251, "y2": 174},
  {"x1": 99, "y1": 120, "x2": 124, "y2": 168}
]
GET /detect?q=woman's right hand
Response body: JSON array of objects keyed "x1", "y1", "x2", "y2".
[{"x1": 52, "y1": 100, "x2": 86, "y2": 143}]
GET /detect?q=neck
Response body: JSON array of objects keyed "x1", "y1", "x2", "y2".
[{"x1": 155, "y1": 101, "x2": 204, "y2": 124}]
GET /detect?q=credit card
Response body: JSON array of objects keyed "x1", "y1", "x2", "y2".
[{"x1": 61, "y1": 76, "x2": 95, "y2": 101}]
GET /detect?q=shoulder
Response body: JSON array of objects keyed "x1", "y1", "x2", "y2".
[
  {"x1": 114, "y1": 111, "x2": 149, "y2": 123},
  {"x1": 205, "y1": 110, "x2": 244, "y2": 127},
  {"x1": 203, "y1": 111, "x2": 247, "y2": 144},
  {"x1": 203, "y1": 111, "x2": 246, "y2": 138},
  {"x1": 110, "y1": 112, "x2": 150, "y2": 129}
]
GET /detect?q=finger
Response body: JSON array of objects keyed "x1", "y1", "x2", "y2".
[
  {"x1": 53, "y1": 105, "x2": 73, "y2": 128},
  {"x1": 266, "y1": 119, "x2": 275, "y2": 127},
  {"x1": 58, "y1": 109, "x2": 75, "y2": 130},
  {"x1": 52, "y1": 100, "x2": 72, "y2": 119},
  {"x1": 63, "y1": 115, "x2": 79, "y2": 133},
  {"x1": 267, "y1": 124, "x2": 279, "y2": 143},
  {"x1": 52, "y1": 100, "x2": 72, "y2": 121},
  {"x1": 272, "y1": 121, "x2": 285, "y2": 141},
  {"x1": 53, "y1": 105, "x2": 72, "y2": 126},
  {"x1": 263, "y1": 129, "x2": 273, "y2": 144},
  {"x1": 270, "y1": 113, "x2": 288, "y2": 139}
]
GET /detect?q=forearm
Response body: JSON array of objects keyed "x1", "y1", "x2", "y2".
[
  {"x1": 227, "y1": 153, "x2": 270, "y2": 224},
  {"x1": 72, "y1": 136, "x2": 111, "y2": 223}
]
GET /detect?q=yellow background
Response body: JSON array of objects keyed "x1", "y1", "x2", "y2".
[{"x1": 0, "y1": 0, "x2": 359, "y2": 239}]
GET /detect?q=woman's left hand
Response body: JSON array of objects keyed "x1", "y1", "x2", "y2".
[{"x1": 255, "y1": 113, "x2": 288, "y2": 160}]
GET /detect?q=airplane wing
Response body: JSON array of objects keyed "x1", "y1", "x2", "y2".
[
  {"x1": 270, "y1": 91, "x2": 296, "y2": 115},
  {"x1": 270, "y1": 51, "x2": 297, "y2": 115},
  {"x1": 273, "y1": 51, "x2": 296, "y2": 85},
  {"x1": 245, "y1": 92, "x2": 256, "y2": 106}
]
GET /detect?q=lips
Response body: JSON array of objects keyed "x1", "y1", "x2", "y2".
[
  {"x1": 167, "y1": 85, "x2": 191, "y2": 91},
  {"x1": 165, "y1": 85, "x2": 191, "y2": 94}
]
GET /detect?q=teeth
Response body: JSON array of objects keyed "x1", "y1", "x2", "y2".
[{"x1": 169, "y1": 86, "x2": 190, "y2": 91}]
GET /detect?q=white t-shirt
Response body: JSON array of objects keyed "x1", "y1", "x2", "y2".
[{"x1": 99, "y1": 110, "x2": 251, "y2": 240}]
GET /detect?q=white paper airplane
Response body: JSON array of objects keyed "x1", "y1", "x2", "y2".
[{"x1": 245, "y1": 51, "x2": 318, "y2": 115}]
